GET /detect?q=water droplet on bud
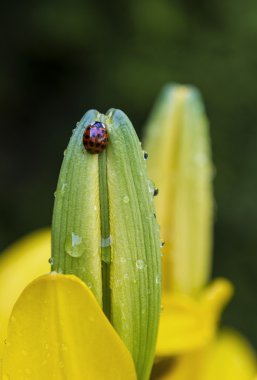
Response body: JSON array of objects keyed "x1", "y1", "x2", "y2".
[
  {"x1": 123, "y1": 195, "x2": 130, "y2": 203},
  {"x1": 65, "y1": 232, "x2": 85, "y2": 258},
  {"x1": 101, "y1": 236, "x2": 112, "y2": 248},
  {"x1": 143, "y1": 151, "x2": 148, "y2": 160},
  {"x1": 136, "y1": 259, "x2": 145, "y2": 270},
  {"x1": 153, "y1": 188, "x2": 159, "y2": 196},
  {"x1": 48, "y1": 257, "x2": 54, "y2": 265}
]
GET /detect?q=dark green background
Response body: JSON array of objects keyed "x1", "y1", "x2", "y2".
[{"x1": 0, "y1": 0, "x2": 256, "y2": 348}]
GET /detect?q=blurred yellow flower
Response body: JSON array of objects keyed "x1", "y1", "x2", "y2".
[
  {"x1": 144, "y1": 84, "x2": 257, "y2": 379},
  {"x1": 153, "y1": 329, "x2": 257, "y2": 380}
]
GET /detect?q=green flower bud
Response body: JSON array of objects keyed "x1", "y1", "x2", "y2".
[{"x1": 51, "y1": 109, "x2": 161, "y2": 380}]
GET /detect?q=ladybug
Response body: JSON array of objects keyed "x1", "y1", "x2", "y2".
[{"x1": 82, "y1": 121, "x2": 108, "y2": 154}]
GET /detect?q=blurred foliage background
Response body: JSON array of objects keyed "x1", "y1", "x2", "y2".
[{"x1": 0, "y1": 0, "x2": 256, "y2": 348}]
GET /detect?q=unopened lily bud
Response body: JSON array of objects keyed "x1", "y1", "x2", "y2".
[
  {"x1": 144, "y1": 85, "x2": 213, "y2": 296},
  {"x1": 52, "y1": 109, "x2": 161, "y2": 380}
]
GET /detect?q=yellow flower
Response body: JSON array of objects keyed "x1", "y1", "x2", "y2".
[{"x1": 144, "y1": 84, "x2": 257, "y2": 378}]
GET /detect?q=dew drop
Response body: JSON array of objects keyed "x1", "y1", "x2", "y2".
[
  {"x1": 194, "y1": 152, "x2": 207, "y2": 166},
  {"x1": 54, "y1": 191, "x2": 57, "y2": 198},
  {"x1": 101, "y1": 236, "x2": 112, "y2": 248},
  {"x1": 160, "y1": 240, "x2": 165, "y2": 248},
  {"x1": 123, "y1": 195, "x2": 130, "y2": 204},
  {"x1": 153, "y1": 188, "x2": 159, "y2": 196},
  {"x1": 61, "y1": 183, "x2": 67, "y2": 195},
  {"x1": 148, "y1": 179, "x2": 156, "y2": 198},
  {"x1": 63, "y1": 149, "x2": 67, "y2": 156},
  {"x1": 48, "y1": 257, "x2": 54, "y2": 265},
  {"x1": 136, "y1": 259, "x2": 145, "y2": 270},
  {"x1": 155, "y1": 274, "x2": 161, "y2": 285},
  {"x1": 101, "y1": 236, "x2": 112, "y2": 263},
  {"x1": 65, "y1": 233, "x2": 85, "y2": 258},
  {"x1": 143, "y1": 151, "x2": 148, "y2": 160},
  {"x1": 87, "y1": 282, "x2": 92, "y2": 289}
]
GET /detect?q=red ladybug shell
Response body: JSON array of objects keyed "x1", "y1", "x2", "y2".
[{"x1": 82, "y1": 121, "x2": 108, "y2": 154}]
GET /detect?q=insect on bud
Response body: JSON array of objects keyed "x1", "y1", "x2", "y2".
[{"x1": 51, "y1": 109, "x2": 161, "y2": 380}]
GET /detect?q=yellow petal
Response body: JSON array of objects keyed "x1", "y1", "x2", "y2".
[
  {"x1": 201, "y1": 329, "x2": 257, "y2": 380},
  {"x1": 151, "y1": 350, "x2": 206, "y2": 380},
  {"x1": 156, "y1": 279, "x2": 233, "y2": 356},
  {"x1": 0, "y1": 229, "x2": 50, "y2": 356},
  {"x1": 1, "y1": 273, "x2": 137, "y2": 380},
  {"x1": 153, "y1": 329, "x2": 257, "y2": 380}
]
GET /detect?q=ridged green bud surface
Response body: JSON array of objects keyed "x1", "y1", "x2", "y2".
[{"x1": 52, "y1": 109, "x2": 161, "y2": 380}]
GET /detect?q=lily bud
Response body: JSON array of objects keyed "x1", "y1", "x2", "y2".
[
  {"x1": 144, "y1": 84, "x2": 213, "y2": 296},
  {"x1": 51, "y1": 109, "x2": 161, "y2": 380}
]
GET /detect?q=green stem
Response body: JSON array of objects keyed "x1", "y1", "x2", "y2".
[{"x1": 98, "y1": 150, "x2": 111, "y2": 320}]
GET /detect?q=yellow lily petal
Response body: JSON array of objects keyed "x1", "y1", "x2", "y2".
[
  {"x1": 152, "y1": 329, "x2": 256, "y2": 380},
  {"x1": 151, "y1": 350, "x2": 206, "y2": 380},
  {"x1": 201, "y1": 329, "x2": 257, "y2": 380},
  {"x1": 0, "y1": 229, "x2": 50, "y2": 356},
  {"x1": 1, "y1": 273, "x2": 137, "y2": 380},
  {"x1": 156, "y1": 279, "x2": 233, "y2": 356}
]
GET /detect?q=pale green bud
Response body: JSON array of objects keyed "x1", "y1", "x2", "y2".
[{"x1": 144, "y1": 84, "x2": 214, "y2": 296}]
